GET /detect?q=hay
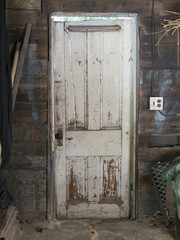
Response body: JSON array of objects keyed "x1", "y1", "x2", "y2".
[
  {"x1": 157, "y1": 11, "x2": 180, "y2": 44},
  {"x1": 157, "y1": 11, "x2": 180, "y2": 66}
]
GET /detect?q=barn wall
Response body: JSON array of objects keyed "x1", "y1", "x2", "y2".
[{"x1": 5, "y1": 0, "x2": 180, "y2": 216}]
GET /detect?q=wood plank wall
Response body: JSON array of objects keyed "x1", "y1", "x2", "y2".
[
  {"x1": 5, "y1": 0, "x2": 48, "y2": 213},
  {"x1": 5, "y1": 0, "x2": 180, "y2": 216}
]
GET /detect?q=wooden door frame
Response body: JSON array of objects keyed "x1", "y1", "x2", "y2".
[{"x1": 48, "y1": 12, "x2": 139, "y2": 220}]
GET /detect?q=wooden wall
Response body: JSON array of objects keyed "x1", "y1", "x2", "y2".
[
  {"x1": 5, "y1": 0, "x2": 48, "y2": 213},
  {"x1": 5, "y1": 0, "x2": 180, "y2": 216}
]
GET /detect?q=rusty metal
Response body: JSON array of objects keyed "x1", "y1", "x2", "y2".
[
  {"x1": 151, "y1": 161, "x2": 174, "y2": 227},
  {"x1": 67, "y1": 25, "x2": 121, "y2": 32},
  {"x1": 55, "y1": 129, "x2": 63, "y2": 146}
]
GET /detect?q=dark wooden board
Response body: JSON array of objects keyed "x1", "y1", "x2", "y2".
[
  {"x1": 25, "y1": 44, "x2": 48, "y2": 60},
  {"x1": 138, "y1": 121, "x2": 180, "y2": 135},
  {"x1": 140, "y1": 69, "x2": 180, "y2": 86},
  {"x1": 16, "y1": 86, "x2": 48, "y2": 102},
  {"x1": 138, "y1": 147, "x2": 180, "y2": 161},
  {"x1": 7, "y1": 155, "x2": 46, "y2": 170},
  {"x1": 12, "y1": 23, "x2": 32, "y2": 111},
  {"x1": 8, "y1": 28, "x2": 48, "y2": 44},
  {"x1": 12, "y1": 141, "x2": 46, "y2": 156},
  {"x1": 12, "y1": 124, "x2": 47, "y2": 142},
  {"x1": 6, "y1": 10, "x2": 47, "y2": 26},
  {"x1": 6, "y1": 0, "x2": 41, "y2": 10},
  {"x1": 12, "y1": 102, "x2": 47, "y2": 124},
  {"x1": 22, "y1": 59, "x2": 48, "y2": 75},
  {"x1": 140, "y1": 85, "x2": 180, "y2": 97}
]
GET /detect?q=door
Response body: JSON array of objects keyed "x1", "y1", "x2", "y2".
[{"x1": 52, "y1": 17, "x2": 137, "y2": 219}]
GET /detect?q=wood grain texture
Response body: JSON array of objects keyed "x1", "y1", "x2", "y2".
[
  {"x1": 8, "y1": 28, "x2": 48, "y2": 44},
  {"x1": 12, "y1": 23, "x2": 32, "y2": 110},
  {"x1": 6, "y1": 0, "x2": 41, "y2": 10},
  {"x1": 6, "y1": 10, "x2": 47, "y2": 26},
  {"x1": 12, "y1": 102, "x2": 47, "y2": 124}
]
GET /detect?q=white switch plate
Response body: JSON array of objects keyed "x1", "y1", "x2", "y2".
[{"x1": 150, "y1": 97, "x2": 163, "y2": 110}]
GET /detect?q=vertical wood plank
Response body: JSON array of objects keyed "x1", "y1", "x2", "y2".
[
  {"x1": 65, "y1": 31, "x2": 86, "y2": 129},
  {"x1": 53, "y1": 22, "x2": 67, "y2": 218},
  {"x1": 101, "y1": 157, "x2": 120, "y2": 200},
  {"x1": 67, "y1": 158, "x2": 87, "y2": 200},
  {"x1": 121, "y1": 19, "x2": 135, "y2": 217},
  {"x1": 88, "y1": 157, "x2": 101, "y2": 202},
  {"x1": 88, "y1": 32, "x2": 102, "y2": 130},
  {"x1": 13, "y1": 23, "x2": 32, "y2": 111},
  {"x1": 102, "y1": 31, "x2": 121, "y2": 128}
]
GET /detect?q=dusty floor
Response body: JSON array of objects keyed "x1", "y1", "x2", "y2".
[{"x1": 16, "y1": 213, "x2": 175, "y2": 240}]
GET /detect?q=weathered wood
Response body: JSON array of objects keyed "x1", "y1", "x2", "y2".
[
  {"x1": 53, "y1": 22, "x2": 66, "y2": 218},
  {"x1": 6, "y1": 0, "x2": 41, "y2": 10},
  {"x1": 140, "y1": 85, "x2": 180, "y2": 97},
  {"x1": 12, "y1": 125, "x2": 47, "y2": 142},
  {"x1": 6, "y1": 10, "x2": 47, "y2": 26},
  {"x1": 25, "y1": 44, "x2": 48, "y2": 60},
  {"x1": 12, "y1": 102, "x2": 47, "y2": 124},
  {"x1": 66, "y1": 130, "x2": 122, "y2": 156},
  {"x1": 44, "y1": 0, "x2": 152, "y2": 14},
  {"x1": 67, "y1": 203, "x2": 123, "y2": 219},
  {"x1": 7, "y1": 155, "x2": 46, "y2": 169},
  {"x1": 149, "y1": 135, "x2": 179, "y2": 147},
  {"x1": 4, "y1": 170, "x2": 46, "y2": 211},
  {"x1": 5, "y1": 0, "x2": 180, "y2": 218},
  {"x1": 138, "y1": 135, "x2": 149, "y2": 148},
  {"x1": 65, "y1": 30, "x2": 86, "y2": 129},
  {"x1": 11, "y1": 43, "x2": 47, "y2": 65},
  {"x1": 138, "y1": 147, "x2": 180, "y2": 161},
  {"x1": 22, "y1": 59, "x2": 48, "y2": 75},
  {"x1": 140, "y1": 56, "x2": 179, "y2": 69},
  {"x1": 54, "y1": 19, "x2": 136, "y2": 219},
  {"x1": 12, "y1": 23, "x2": 32, "y2": 111},
  {"x1": 44, "y1": 0, "x2": 180, "y2": 14},
  {"x1": 13, "y1": 74, "x2": 48, "y2": 101},
  {"x1": 12, "y1": 141, "x2": 46, "y2": 156},
  {"x1": 16, "y1": 86, "x2": 47, "y2": 102},
  {"x1": 139, "y1": 111, "x2": 180, "y2": 123},
  {"x1": 17, "y1": 74, "x2": 48, "y2": 87},
  {"x1": 0, "y1": 206, "x2": 19, "y2": 240},
  {"x1": 8, "y1": 28, "x2": 48, "y2": 44},
  {"x1": 140, "y1": 69, "x2": 180, "y2": 86},
  {"x1": 11, "y1": 42, "x2": 20, "y2": 86},
  {"x1": 139, "y1": 121, "x2": 180, "y2": 135}
]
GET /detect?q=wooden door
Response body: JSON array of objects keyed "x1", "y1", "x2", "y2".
[{"x1": 53, "y1": 18, "x2": 136, "y2": 219}]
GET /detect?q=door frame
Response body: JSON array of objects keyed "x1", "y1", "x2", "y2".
[{"x1": 48, "y1": 12, "x2": 139, "y2": 220}]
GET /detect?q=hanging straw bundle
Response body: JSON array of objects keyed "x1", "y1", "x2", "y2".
[{"x1": 157, "y1": 11, "x2": 180, "y2": 66}]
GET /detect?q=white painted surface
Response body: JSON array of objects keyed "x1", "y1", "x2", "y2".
[
  {"x1": 53, "y1": 17, "x2": 137, "y2": 219},
  {"x1": 66, "y1": 130, "x2": 121, "y2": 156}
]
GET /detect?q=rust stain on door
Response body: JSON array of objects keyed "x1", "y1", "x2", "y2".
[
  {"x1": 103, "y1": 159, "x2": 118, "y2": 199},
  {"x1": 69, "y1": 167, "x2": 82, "y2": 199}
]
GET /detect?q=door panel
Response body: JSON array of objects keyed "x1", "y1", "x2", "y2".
[
  {"x1": 66, "y1": 130, "x2": 121, "y2": 156},
  {"x1": 53, "y1": 18, "x2": 136, "y2": 219}
]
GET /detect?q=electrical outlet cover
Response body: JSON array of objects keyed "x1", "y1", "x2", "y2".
[{"x1": 150, "y1": 97, "x2": 163, "y2": 110}]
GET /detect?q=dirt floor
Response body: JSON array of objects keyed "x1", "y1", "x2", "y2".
[{"x1": 16, "y1": 213, "x2": 175, "y2": 240}]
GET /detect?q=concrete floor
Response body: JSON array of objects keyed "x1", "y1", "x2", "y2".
[{"x1": 16, "y1": 214, "x2": 175, "y2": 240}]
